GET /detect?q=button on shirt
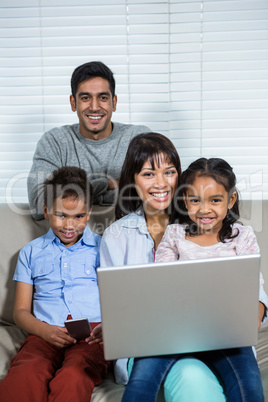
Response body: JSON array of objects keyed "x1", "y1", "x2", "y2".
[{"x1": 13, "y1": 226, "x2": 101, "y2": 326}]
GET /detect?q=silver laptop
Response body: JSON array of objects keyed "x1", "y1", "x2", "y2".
[{"x1": 97, "y1": 254, "x2": 260, "y2": 360}]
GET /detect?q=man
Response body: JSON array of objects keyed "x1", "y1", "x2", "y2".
[{"x1": 27, "y1": 61, "x2": 150, "y2": 220}]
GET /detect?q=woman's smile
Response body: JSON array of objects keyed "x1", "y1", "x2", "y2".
[{"x1": 150, "y1": 190, "x2": 170, "y2": 202}]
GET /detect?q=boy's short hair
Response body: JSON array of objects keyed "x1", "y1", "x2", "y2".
[
  {"x1": 71, "y1": 61, "x2": 116, "y2": 99},
  {"x1": 43, "y1": 166, "x2": 93, "y2": 211}
]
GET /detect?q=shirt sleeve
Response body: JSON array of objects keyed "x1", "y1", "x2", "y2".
[
  {"x1": 100, "y1": 225, "x2": 127, "y2": 267},
  {"x1": 235, "y1": 225, "x2": 260, "y2": 255},
  {"x1": 27, "y1": 132, "x2": 63, "y2": 220},
  {"x1": 13, "y1": 245, "x2": 33, "y2": 285},
  {"x1": 155, "y1": 225, "x2": 180, "y2": 262},
  {"x1": 236, "y1": 225, "x2": 268, "y2": 323},
  {"x1": 96, "y1": 188, "x2": 118, "y2": 206}
]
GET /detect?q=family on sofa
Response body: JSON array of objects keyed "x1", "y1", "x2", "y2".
[{"x1": 0, "y1": 61, "x2": 267, "y2": 401}]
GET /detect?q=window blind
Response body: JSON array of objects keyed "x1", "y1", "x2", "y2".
[
  {"x1": 170, "y1": 0, "x2": 268, "y2": 199},
  {"x1": 1, "y1": 0, "x2": 268, "y2": 204}
]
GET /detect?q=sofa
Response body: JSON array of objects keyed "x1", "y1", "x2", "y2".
[{"x1": 0, "y1": 201, "x2": 268, "y2": 401}]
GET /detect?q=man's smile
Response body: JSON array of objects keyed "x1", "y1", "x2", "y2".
[{"x1": 86, "y1": 115, "x2": 102, "y2": 120}]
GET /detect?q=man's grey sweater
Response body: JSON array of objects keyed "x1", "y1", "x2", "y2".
[{"x1": 27, "y1": 122, "x2": 150, "y2": 220}]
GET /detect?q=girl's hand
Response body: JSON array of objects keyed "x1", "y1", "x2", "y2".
[
  {"x1": 42, "y1": 324, "x2": 76, "y2": 348},
  {"x1": 258, "y1": 302, "x2": 265, "y2": 330},
  {"x1": 85, "y1": 323, "x2": 103, "y2": 345}
]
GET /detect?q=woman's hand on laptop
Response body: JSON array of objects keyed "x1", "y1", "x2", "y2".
[{"x1": 85, "y1": 323, "x2": 103, "y2": 345}]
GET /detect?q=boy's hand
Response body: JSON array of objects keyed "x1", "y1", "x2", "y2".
[
  {"x1": 86, "y1": 323, "x2": 103, "y2": 345},
  {"x1": 43, "y1": 324, "x2": 76, "y2": 348}
]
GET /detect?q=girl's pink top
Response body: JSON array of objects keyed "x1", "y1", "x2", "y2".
[{"x1": 155, "y1": 222, "x2": 264, "y2": 287}]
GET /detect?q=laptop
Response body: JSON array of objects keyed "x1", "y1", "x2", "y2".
[{"x1": 97, "y1": 254, "x2": 260, "y2": 360}]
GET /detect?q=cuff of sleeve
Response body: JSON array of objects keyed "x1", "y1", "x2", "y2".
[
  {"x1": 99, "y1": 189, "x2": 118, "y2": 206},
  {"x1": 113, "y1": 358, "x2": 129, "y2": 385}
]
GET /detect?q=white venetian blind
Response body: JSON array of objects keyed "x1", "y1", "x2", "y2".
[
  {"x1": 0, "y1": 0, "x2": 268, "y2": 204},
  {"x1": 170, "y1": 0, "x2": 268, "y2": 199}
]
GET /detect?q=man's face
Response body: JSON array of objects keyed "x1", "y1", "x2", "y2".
[{"x1": 70, "y1": 77, "x2": 117, "y2": 140}]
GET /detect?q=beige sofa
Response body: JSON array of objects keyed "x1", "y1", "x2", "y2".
[{"x1": 0, "y1": 201, "x2": 268, "y2": 400}]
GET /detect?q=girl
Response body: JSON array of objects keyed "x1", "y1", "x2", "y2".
[
  {"x1": 122, "y1": 157, "x2": 267, "y2": 402},
  {"x1": 100, "y1": 135, "x2": 226, "y2": 402}
]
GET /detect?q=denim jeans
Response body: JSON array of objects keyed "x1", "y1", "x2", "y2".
[
  {"x1": 200, "y1": 346, "x2": 264, "y2": 402},
  {"x1": 121, "y1": 354, "x2": 177, "y2": 402},
  {"x1": 122, "y1": 347, "x2": 264, "y2": 402}
]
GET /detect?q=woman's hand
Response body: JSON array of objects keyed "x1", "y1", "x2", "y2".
[{"x1": 86, "y1": 323, "x2": 103, "y2": 345}]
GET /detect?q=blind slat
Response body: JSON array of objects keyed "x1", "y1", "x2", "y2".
[{"x1": 1, "y1": 0, "x2": 268, "y2": 202}]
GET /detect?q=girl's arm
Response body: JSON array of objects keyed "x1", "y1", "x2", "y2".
[
  {"x1": 259, "y1": 302, "x2": 265, "y2": 330},
  {"x1": 13, "y1": 281, "x2": 75, "y2": 348}
]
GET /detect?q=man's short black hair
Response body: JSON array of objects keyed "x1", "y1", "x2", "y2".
[
  {"x1": 43, "y1": 166, "x2": 93, "y2": 211},
  {"x1": 71, "y1": 61, "x2": 116, "y2": 98}
]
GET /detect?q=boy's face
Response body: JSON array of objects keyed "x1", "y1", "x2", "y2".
[{"x1": 44, "y1": 196, "x2": 91, "y2": 247}]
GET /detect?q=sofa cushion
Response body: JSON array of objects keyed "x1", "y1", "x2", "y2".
[
  {"x1": 0, "y1": 204, "x2": 50, "y2": 325},
  {"x1": 0, "y1": 325, "x2": 27, "y2": 381},
  {"x1": 257, "y1": 325, "x2": 268, "y2": 396}
]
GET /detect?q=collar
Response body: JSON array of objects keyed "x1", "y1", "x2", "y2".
[
  {"x1": 76, "y1": 122, "x2": 118, "y2": 144},
  {"x1": 41, "y1": 226, "x2": 97, "y2": 249},
  {"x1": 119, "y1": 211, "x2": 149, "y2": 235}
]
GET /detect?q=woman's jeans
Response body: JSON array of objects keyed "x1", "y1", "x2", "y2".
[
  {"x1": 122, "y1": 347, "x2": 264, "y2": 402},
  {"x1": 202, "y1": 346, "x2": 264, "y2": 402},
  {"x1": 122, "y1": 354, "x2": 178, "y2": 402}
]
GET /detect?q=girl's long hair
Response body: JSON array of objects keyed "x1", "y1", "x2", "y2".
[
  {"x1": 176, "y1": 157, "x2": 240, "y2": 242},
  {"x1": 115, "y1": 132, "x2": 181, "y2": 221}
]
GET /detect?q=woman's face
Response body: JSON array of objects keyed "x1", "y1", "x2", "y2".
[{"x1": 134, "y1": 154, "x2": 178, "y2": 215}]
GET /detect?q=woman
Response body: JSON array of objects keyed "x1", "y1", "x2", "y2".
[{"x1": 100, "y1": 132, "x2": 225, "y2": 401}]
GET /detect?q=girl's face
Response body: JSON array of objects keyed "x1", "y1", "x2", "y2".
[
  {"x1": 134, "y1": 154, "x2": 178, "y2": 215},
  {"x1": 184, "y1": 176, "x2": 237, "y2": 235}
]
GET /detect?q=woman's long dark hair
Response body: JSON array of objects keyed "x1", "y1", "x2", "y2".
[
  {"x1": 115, "y1": 132, "x2": 181, "y2": 221},
  {"x1": 176, "y1": 157, "x2": 240, "y2": 242}
]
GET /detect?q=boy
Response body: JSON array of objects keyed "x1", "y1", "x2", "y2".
[{"x1": 0, "y1": 166, "x2": 107, "y2": 401}]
